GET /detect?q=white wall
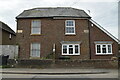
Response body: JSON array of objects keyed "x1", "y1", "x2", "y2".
[{"x1": 0, "y1": 45, "x2": 18, "y2": 59}]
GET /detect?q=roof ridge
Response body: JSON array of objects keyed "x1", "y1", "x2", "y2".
[{"x1": 25, "y1": 7, "x2": 83, "y2": 11}]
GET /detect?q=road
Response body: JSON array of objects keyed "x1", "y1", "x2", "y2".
[
  {"x1": 1, "y1": 72, "x2": 118, "y2": 80},
  {"x1": 1, "y1": 69, "x2": 119, "y2": 80},
  {"x1": 1, "y1": 78, "x2": 118, "y2": 80}
]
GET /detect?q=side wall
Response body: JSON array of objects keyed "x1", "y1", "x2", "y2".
[
  {"x1": 16, "y1": 18, "x2": 90, "y2": 60},
  {"x1": 0, "y1": 45, "x2": 18, "y2": 59},
  {"x1": 2, "y1": 30, "x2": 16, "y2": 45},
  {"x1": 89, "y1": 22, "x2": 118, "y2": 59}
]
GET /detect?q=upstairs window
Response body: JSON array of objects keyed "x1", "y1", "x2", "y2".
[
  {"x1": 9, "y1": 34, "x2": 12, "y2": 39},
  {"x1": 65, "y1": 20, "x2": 75, "y2": 34},
  {"x1": 96, "y1": 44, "x2": 112, "y2": 55},
  {"x1": 31, "y1": 20, "x2": 41, "y2": 34}
]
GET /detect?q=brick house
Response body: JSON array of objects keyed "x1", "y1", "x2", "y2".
[
  {"x1": 16, "y1": 7, "x2": 118, "y2": 60},
  {"x1": 0, "y1": 21, "x2": 16, "y2": 45},
  {"x1": 0, "y1": 21, "x2": 18, "y2": 59}
]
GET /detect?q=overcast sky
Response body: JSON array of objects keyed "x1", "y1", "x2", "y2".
[{"x1": 0, "y1": 0, "x2": 119, "y2": 38}]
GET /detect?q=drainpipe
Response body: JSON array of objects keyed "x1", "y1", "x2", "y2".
[
  {"x1": 88, "y1": 19, "x2": 91, "y2": 59},
  {"x1": 53, "y1": 43, "x2": 56, "y2": 63}
]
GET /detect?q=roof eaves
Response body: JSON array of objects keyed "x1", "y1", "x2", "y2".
[
  {"x1": 16, "y1": 16, "x2": 91, "y2": 19},
  {"x1": 2, "y1": 29, "x2": 16, "y2": 35},
  {"x1": 0, "y1": 21, "x2": 16, "y2": 35}
]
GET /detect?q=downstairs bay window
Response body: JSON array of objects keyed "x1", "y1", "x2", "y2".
[
  {"x1": 95, "y1": 44, "x2": 112, "y2": 55},
  {"x1": 62, "y1": 44, "x2": 80, "y2": 55}
]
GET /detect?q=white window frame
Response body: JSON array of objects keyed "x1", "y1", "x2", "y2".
[
  {"x1": 95, "y1": 44, "x2": 112, "y2": 55},
  {"x1": 62, "y1": 44, "x2": 80, "y2": 55},
  {"x1": 31, "y1": 20, "x2": 41, "y2": 34},
  {"x1": 30, "y1": 43, "x2": 40, "y2": 57},
  {"x1": 65, "y1": 20, "x2": 75, "y2": 35},
  {"x1": 9, "y1": 34, "x2": 12, "y2": 39}
]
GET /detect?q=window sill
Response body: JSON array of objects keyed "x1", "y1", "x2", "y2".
[
  {"x1": 65, "y1": 33, "x2": 76, "y2": 36},
  {"x1": 62, "y1": 54, "x2": 80, "y2": 56},
  {"x1": 30, "y1": 34, "x2": 41, "y2": 36},
  {"x1": 30, "y1": 57, "x2": 40, "y2": 59},
  {"x1": 95, "y1": 53, "x2": 113, "y2": 55}
]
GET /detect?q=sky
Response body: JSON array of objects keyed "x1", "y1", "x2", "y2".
[{"x1": 0, "y1": 0, "x2": 119, "y2": 38}]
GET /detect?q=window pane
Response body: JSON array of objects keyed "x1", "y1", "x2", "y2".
[
  {"x1": 66, "y1": 27, "x2": 69, "y2": 33},
  {"x1": 31, "y1": 43, "x2": 40, "y2": 57},
  {"x1": 32, "y1": 43, "x2": 40, "y2": 49},
  {"x1": 69, "y1": 45, "x2": 73, "y2": 54},
  {"x1": 66, "y1": 21, "x2": 74, "y2": 26},
  {"x1": 31, "y1": 50, "x2": 35, "y2": 57},
  {"x1": 66, "y1": 27, "x2": 75, "y2": 33},
  {"x1": 71, "y1": 27, "x2": 74, "y2": 33},
  {"x1": 63, "y1": 45, "x2": 67, "y2": 54},
  {"x1": 108, "y1": 45, "x2": 112, "y2": 53},
  {"x1": 75, "y1": 45, "x2": 79, "y2": 54},
  {"x1": 32, "y1": 20, "x2": 41, "y2": 28},
  {"x1": 36, "y1": 50, "x2": 40, "y2": 56},
  {"x1": 69, "y1": 45, "x2": 73, "y2": 47},
  {"x1": 31, "y1": 20, "x2": 41, "y2": 34},
  {"x1": 97, "y1": 45, "x2": 101, "y2": 53},
  {"x1": 32, "y1": 28, "x2": 40, "y2": 34},
  {"x1": 69, "y1": 48, "x2": 73, "y2": 54},
  {"x1": 102, "y1": 45, "x2": 106, "y2": 53}
]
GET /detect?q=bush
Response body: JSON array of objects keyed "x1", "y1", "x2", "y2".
[
  {"x1": 59, "y1": 56, "x2": 70, "y2": 60},
  {"x1": 46, "y1": 53, "x2": 54, "y2": 59}
]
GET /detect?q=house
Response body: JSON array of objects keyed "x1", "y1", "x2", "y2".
[
  {"x1": 16, "y1": 7, "x2": 118, "y2": 60},
  {"x1": 0, "y1": 21, "x2": 16, "y2": 45},
  {"x1": 0, "y1": 21, "x2": 18, "y2": 59}
]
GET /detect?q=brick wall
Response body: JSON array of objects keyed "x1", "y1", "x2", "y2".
[
  {"x1": 0, "y1": 29, "x2": 16, "y2": 45},
  {"x1": 8, "y1": 59, "x2": 118, "y2": 69},
  {"x1": 16, "y1": 18, "x2": 90, "y2": 59},
  {"x1": 89, "y1": 22, "x2": 118, "y2": 59},
  {"x1": 16, "y1": 18, "x2": 118, "y2": 60}
]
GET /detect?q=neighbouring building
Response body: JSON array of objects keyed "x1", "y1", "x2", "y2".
[
  {"x1": 16, "y1": 7, "x2": 119, "y2": 60},
  {"x1": 0, "y1": 21, "x2": 16, "y2": 45},
  {"x1": 0, "y1": 21, "x2": 18, "y2": 59}
]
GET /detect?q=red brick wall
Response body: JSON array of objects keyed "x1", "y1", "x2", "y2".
[
  {"x1": 16, "y1": 18, "x2": 118, "y2": 60},
  {"x1": 89, "y1": 22, "x2": 118, "y2": 59},
  {"x1": 16, "y1": 18, "x2": 90, "y2": 59}
]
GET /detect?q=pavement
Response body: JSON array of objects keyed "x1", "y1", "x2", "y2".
[{"x1": 0, "y1": 68, "x2": 118, "y2": 74}]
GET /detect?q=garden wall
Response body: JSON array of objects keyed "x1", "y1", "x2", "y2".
[{"x1": 8, "y1": 59, "x2": 118, "y2": 69}]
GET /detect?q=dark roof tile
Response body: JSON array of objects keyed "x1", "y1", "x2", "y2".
[
  {"x1": 16, "y1": 7, "x2": 91, "y2": 19},
  {"x1": 0, "y1": 21, "x2": 15, "y2": 35}
]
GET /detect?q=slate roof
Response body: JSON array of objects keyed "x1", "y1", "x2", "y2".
[
  {"x1": 16, "y1": 7, "x2": 91, "y2": 19},
  {"x1": 0, "y1": 21, "x2": 15, "y2": 35}
]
